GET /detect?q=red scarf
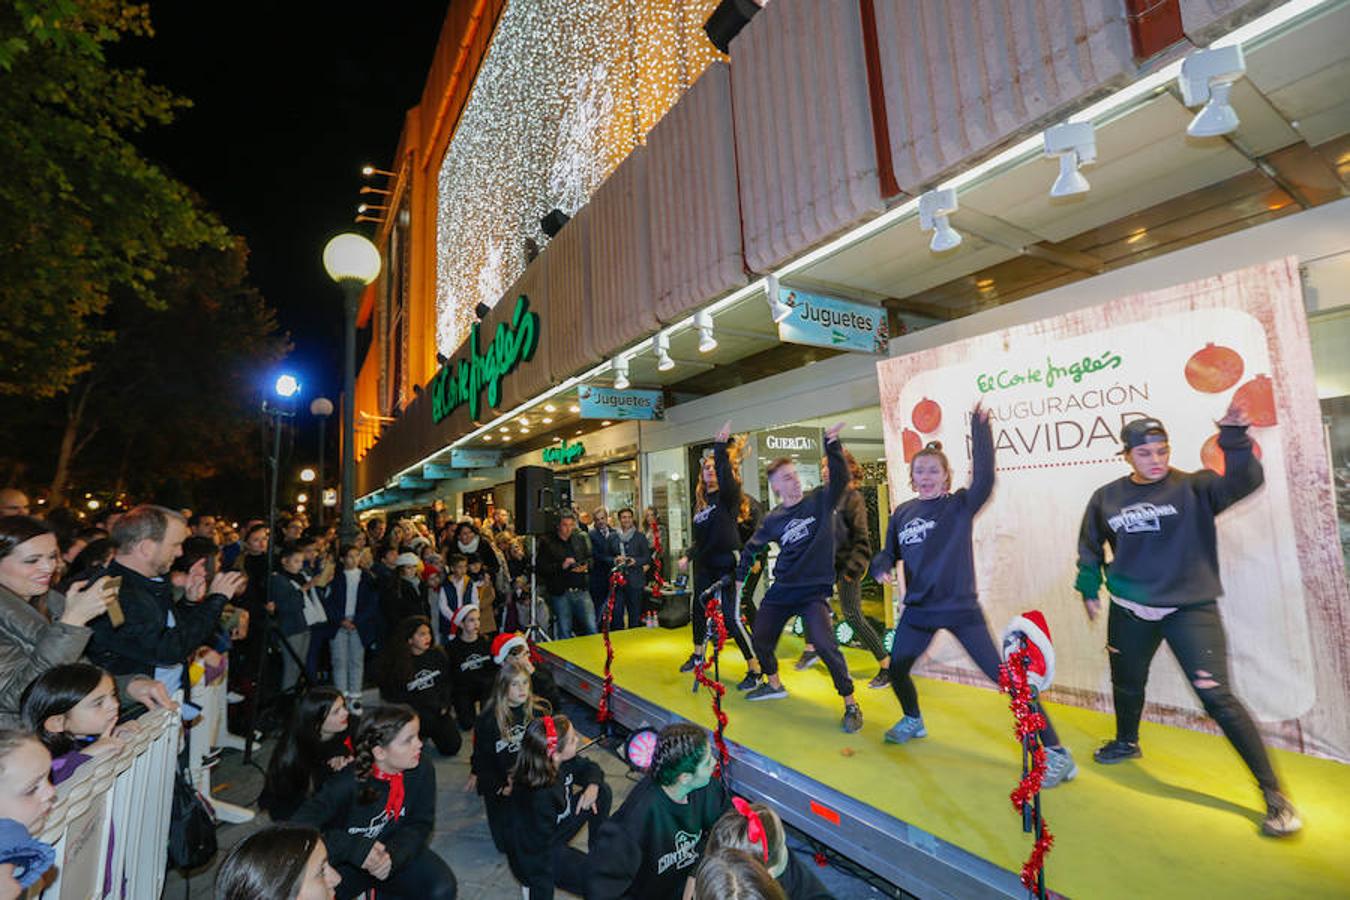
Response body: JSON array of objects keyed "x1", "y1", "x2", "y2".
[{"x1": 372, "y1": 766, "x2": 405, "y2": 823}]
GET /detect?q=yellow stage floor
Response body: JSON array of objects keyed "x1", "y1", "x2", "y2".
[{"x1": 546, "y1": 628, "x2": 1350, "y2": 899}]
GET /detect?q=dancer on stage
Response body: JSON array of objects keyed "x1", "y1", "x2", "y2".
[
  {"x1": 871, "y1": 404, "x2": 1076, "y2": 786},
  {"x1": 738, "y1": 422, "x2": 862, "y2": 733},
  {"x1": 1076, "y1": 410, "x2": 1300, "y2": 836},
  {"x1": 680, "y1": 420, "x2": 762, "y2": 690}
]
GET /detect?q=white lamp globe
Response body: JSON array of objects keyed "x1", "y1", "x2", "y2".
[{"x1": 323, "y1": 233, "x2": 382, "y2": 285}]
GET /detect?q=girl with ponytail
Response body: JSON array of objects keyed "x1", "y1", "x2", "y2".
[
  {"x1": 505, "y1": 714, "x2": 611, "y2": 899},
  {"x1": 294, "y1": 705, "x2": 457, "y2": 900},
  {"x1": 704, "y1": 799, "x2": 828, "y2": 899}
]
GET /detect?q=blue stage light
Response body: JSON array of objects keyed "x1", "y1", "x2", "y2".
[
  {"x1": 835, "y1": 621, "x2": 855, "y2": 646},
  {"x1": 274, "y1": 374, "x2": 301, "y2": 398},
  {"x1": 884, "y1": 628, "x2": 895, "y2": 653}
]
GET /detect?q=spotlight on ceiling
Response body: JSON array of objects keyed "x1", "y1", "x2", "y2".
[
  {"x1": 695, "y1": 310, "x2": 717, "y2": 353},
  {"x1": 704, "y1": 0, "x2": 764, "y2": 54},
  {"x1": 1179, "y1": 45, "x2": 1246, "y2": 138},
  {"x1": 361, "y1": 165, "x2": 396, "y2": 178},
  {"x1": 918, "y1": 188, "x2": 962, "y2": 253},
  {"x1": 613, "y1": 355, "x2": 631, "y2": 391},
  {"x1": 1043, "y1": 122, "x2": 1096, "y2": 197},
  {"x1": 541, "y1": 209, "x2": 571, "y2": 238},
  {"x1": 764, "y1": 274, "x2": 794, "y2": 324},
  {"x1": 436, "y1": 352, "x2": 450, "y2": 367},
  {"x1": 474, "y1": 302, "x2": 492, "y2": 321},
  {"x1": 655, "y1": 333, "x2": 675, "y2": 372}
]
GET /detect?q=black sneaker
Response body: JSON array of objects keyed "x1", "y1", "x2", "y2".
[
  {"x1": 745, "y1": 682, "x2": 788, "y2": 702},
  {"x1": 793, "y1": 650, "x2": 819, "y2": 671},
  {"x1": 1261, "y1": 790, "x2": 1302, "y2": 837},
  {"x1": 841, "y1": 704, "x2": 863, "y2": 734},
  {"x1": 736, "y1": 671, "x2": 762, "y2": 691},
  {"x1": 679, "y1": 653, "x2": 702, "y2": 674},
  {"x1": 1093, "y1": 739, "x2": 1142, "y2": 764},
  {"x1": 867, "y1": 668, "x2": 891, "y2": 689}
]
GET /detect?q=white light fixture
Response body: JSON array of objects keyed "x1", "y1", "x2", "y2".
[
  {"x1": 322, "y1": 233, "x2": 382, "y2": 285},
  {"x1": 299, "y1": 467, "x2": 317, "y2": 483},
  {"x1": 613, "y1": 355, "x2": 631, "y2": 390},
  {"x1": 919, "y1": 189, "x2": 962, "y2": 252},
  {"x1": 764, "y1": 274, "x2": 794, "y2": 324},
  {"x1": 1179, "y1": 45, "x2": 1246, "y2": 138},
  {"x1": 601, "y1": 420, "x2": 612, "y2": 426},
  {"x1": 542, "y1": 417, "x2": 553, "y2": 424},
  {"x1": 1043, "y1": 121, "x2": 1096, "y2": 197},
  {"x1": 297, "y1": 492, "x2": 309, "y2": 504},
  {"x1": 569, "y1": 404, "x2": 580, "y2": 413},
  {"x1": 655, "y1": 334, "x2": 675, "y2": 372},
  {"x1": 544, "y1": 403, "x2": 557, "y2": 413},
  {"x1": 695, "y1": 310, "x2": 717, "y2": 353}
]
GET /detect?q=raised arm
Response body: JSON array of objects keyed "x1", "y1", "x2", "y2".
[
  {"x1": 823, "y1": 422, "x2": 849, "y2": 509},
  {"x1": 965, "y1": 404, "x2": 995, "y2": 511},
  {"x1": 713, "y1": 421, "x2": 742, "y2": 510},
  {"x1": 1201, "y1": 405, "x2": 1265, "y2": 513}
]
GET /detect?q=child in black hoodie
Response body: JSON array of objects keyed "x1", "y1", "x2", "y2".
[
  {"x1": 470, "y1": 658, "x2": 548, "y2": 852},
  {"x1": 443, "y1": 604, "x2": 496, "y2": 729},
  {"x1": 587, "y1": 723, "x2": 729, "y2": 900},
  {"x1": 294, "y1": 704, "x2": 457, "y2": 900},
  {"x1": 377, "y1": 616, "x2": 461, "y2": 757},
  {"x1": 703, "y1": 798, "x2": 829, "y2": 900},
  {"x1": 505, "y1": 713, "x2": 611, "y2": 899}
]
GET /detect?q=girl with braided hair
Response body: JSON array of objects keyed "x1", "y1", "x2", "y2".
[
  {"x1": 703, "y1": 800, "x2": 829, "y2": 900},
  {"x1": 588, "y1": 723, "x2": 729, "y2": 900},
  {"x1": 504, "y1": 714, "x2": 611, "y2": 899},
  {"x1": 294, "y1": 705, "x2": 457, "y2": 900}
]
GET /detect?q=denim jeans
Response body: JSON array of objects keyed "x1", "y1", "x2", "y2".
[
  {"x1": 330, "y1": 626, "x2": 364, "y2": 697},
  {"x1": 549, "y1": 588, "x2": 597, "y2": 639}
]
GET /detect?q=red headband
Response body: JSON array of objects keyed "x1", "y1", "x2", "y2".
[
  {"x1": 732, "y1": 796, "x2": 769, "y2": 862},
  {"x1": 543, "y1": 716, "x2": 558, "y2": 755}
]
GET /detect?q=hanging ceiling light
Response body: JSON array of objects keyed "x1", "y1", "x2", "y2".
[
  {"x1": 918, "y1": 188, "x2": 962, "y2": 253},
  {"x1": 1179, "y1": 45, "x2": 1246, "y2": 138},
  {"x1": 655, "y1": 333, "x2": 675, "y2": 372},
  {"x1": 1042, "y1": 121, "x2": 1096, "y2": 197},
  {"x1": 695, "y1": 310, "x2": 717, "y2": 353},
  {"x1": 613, "y1": 355, "x2": 631, "y2": 390}
]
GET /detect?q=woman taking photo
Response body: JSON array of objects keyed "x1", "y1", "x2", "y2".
[
  {"x1": 214, "y1": 824, "x2": 341, "y2": 900},
  {"x1": 260, "y1": 687, "x2": 358, "y2": 821}
]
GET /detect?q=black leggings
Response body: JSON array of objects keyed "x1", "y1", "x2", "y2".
[
  {"x1": 413, "y1": 704, "x2": 462, "y2": 756},
  {"x1": 1107, "y1": 601, "x2": 1279, "y2": 791},
  {"x1": 452, "y1": 688, "x2": 486, "y2": 731},
  {"x1": 692, "y1": 566, "x2": 755, "y2": 662},
  {"x1": 335, "y1": 846, "x2": 457, "y2": 900},
  {"x1": 889, "y1": 615, "x2": 1061, "y2": 747},
  {"x1": 753, "y1": 586, "x2": 854, "y2": 697}
]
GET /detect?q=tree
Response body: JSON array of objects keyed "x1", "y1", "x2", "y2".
[{"x1": 0, "y1": 0, "x2": 226, "y2": 398}]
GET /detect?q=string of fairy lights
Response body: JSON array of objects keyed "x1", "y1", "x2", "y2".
[{"x1": 434, "y1": 0, "x2": 723, "y2": 357}]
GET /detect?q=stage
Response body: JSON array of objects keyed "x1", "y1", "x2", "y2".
[{"x1": 538, "y1": 628, "x2": 1350, "y2": 899}]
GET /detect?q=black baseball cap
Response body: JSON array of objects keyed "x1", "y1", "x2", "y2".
[{"x1": 1119, "y1": 417, "x2": 1168, "y2": 452}]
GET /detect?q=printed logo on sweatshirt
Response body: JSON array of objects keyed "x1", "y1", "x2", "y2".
[
  {"x1": 780, "y1": 517, "x2": 816, "y2": 546},
  {"x1": 406, "y1": 668, "x2": 441, "y2": 693},
  {"x1": 496, "y1": 721, "x2": 525, "y2": 754},
  {"x1": 1107, "y1": 502, "x2": 1179, "y2": 534},
  {"x1": 897, "y1": 517, "x2": 937, "y2": 545},
  {"x1": 460, "y1": 653, "x2": 491, "y2": 672},
  {"x1": 693, "y1": 504, "x2": 716, "y2": 524},
  {"x1": 347, "y1": 808, "x2": 398, "y2": 839},
  {"x1": 657, "y1": 829, "x2": 703, "y2": 874},
  {"x1": 555, "y1": 772, "x2": 576, "y2": 824}
]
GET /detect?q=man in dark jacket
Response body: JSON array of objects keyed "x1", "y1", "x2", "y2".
[
  {"x1": 535, "y1": 512, "x2": 595, "y2": 638},
  {"x1": 87, "y1": 505, "x2": 245, "y2": 694},
  {"x1": 587, "y1": 507, "x2": 616, "y2": 625}
]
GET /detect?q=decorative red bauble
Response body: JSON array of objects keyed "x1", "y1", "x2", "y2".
[
  {"x1": 1233, "y1": 375, "x2": 1277, "y2": 427},
  {"x1": 912, "y1": 398, "x2": 942, "y2": 433},
  {"x1": 1200, "y1": 433, "x2": 1263, "y2": 475},
  {"x1": 902, "y1": 429, "x2": 922, "y2": 463},
  {"x1": 1184, "y1": 343, "x2": 1244, "y2": 393}
]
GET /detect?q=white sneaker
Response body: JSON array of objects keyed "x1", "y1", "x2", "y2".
[{"x1": 1042, "y1": 747, "x2": 1078, "y2": 788}]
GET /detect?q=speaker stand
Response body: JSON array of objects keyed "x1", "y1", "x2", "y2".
[{"x1": 525, "y1": 534, "x2": 549, "y2": 645}]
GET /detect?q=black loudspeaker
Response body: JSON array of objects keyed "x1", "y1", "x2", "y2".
[{"x1": 515, "y1": 465, "x2": 556, "y2": 535}]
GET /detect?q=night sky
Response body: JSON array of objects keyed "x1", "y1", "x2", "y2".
[{"x1": 118, "y1": 1, "x2": 450, "y2": 400}]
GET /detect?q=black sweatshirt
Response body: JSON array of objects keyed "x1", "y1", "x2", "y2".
[
  {"x1": 778, "y1": 853, "x2": 832, "y2": 900},
  {"x1": 737, "y1": 437, "x2": 849, "y2": 591},
  {"x1": 833, "y1": 487, "x2": 871, "y2": 581},
  {"x1": 471, "y1": 702, "x2": 528, "y2": 797},
  {"x1": 508, "y1": 754, "x2": 607, "y2": 898},
  {"x1": 691, "y1": 440, "x2": 743, "y2": 572},
  {"x1": 870, "y1": 414, "x2": 993, "y2": 627},
  {"x1": 445, "y1": 635, "x2": 496, "y2": 699},
  {"x1": 293, "y1": 755, "x2": 436, "y2": 872},
  {"x1": 586, "y1": 776, "x2": 729, "y2": 900},
  {"x1": 379, "y1": 647, "x2": 454, "y2": 716},
  {"x1": 1076, "y1": 424, "x2": 1263, "y2": 607}
]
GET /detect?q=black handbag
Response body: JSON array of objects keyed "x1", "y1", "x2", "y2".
[
  {"x1": 656, "y1": 589, "x2": 692, "y2": 629},
  {"x1": 167, "y1": 767, "x2": 217, "y2": 870}
]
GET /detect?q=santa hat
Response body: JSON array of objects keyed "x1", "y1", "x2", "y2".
[
  {"x1": 491, "y1": 632, "x2": 528, "y2": 665},
  {"x1": 450, "y1": 603, "x2": 479, "y2": 635},
  {"x1": 1001, "y1": 610, "x2": 1055, "y2": 692}
]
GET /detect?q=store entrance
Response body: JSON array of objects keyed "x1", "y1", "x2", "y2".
[{"x1": 557, "y1": 457, "x2": 639, "y2": 523}]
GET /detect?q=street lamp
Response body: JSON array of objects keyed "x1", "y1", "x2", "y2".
[
  {"x1": 299, "y1": 467, "x2": 316, "y2": 483},
  {"x1": 309, "y1": 396, "x2": 332, "y2": 526},
  {"x1": 323, "y1": 234, "x2": 381, "y2": 544}
]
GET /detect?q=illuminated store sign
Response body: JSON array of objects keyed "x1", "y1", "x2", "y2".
[
  {"x1": 542, "y1": 439, "x2": 586, "y2": 465},
  {"x1": 577, "y1": 386, "x2": 665, "y2": 420},
  {"x1": 430, "y1": 295, "x2": 540, "y2": 424}
]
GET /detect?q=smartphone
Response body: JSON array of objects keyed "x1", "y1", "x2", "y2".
[{"x1": 102, "y1": 575, "x2": 125, "y2": 627}]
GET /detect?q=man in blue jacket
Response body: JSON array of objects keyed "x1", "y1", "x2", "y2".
[{"x1": 324, "y1": 544, "x2": 380, "y2": 712}]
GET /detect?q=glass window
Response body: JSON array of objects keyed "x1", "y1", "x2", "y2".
[
  {"x1": 643, "y1": 448, "x2": 689, "y2": 581},
  {"x1": 603, "y1": 459, "x2": 639, "y2": 515},
  {"x1": 1305, "y1": 253, "x2": 1350, "y2": 569}
]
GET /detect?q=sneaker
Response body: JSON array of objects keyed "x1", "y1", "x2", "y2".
[
  {"x1": 793, "y1": 650, "x2": 819, "y2": 671},
  {"x1": 841, "y1": 704, "x2": 864, "y2": 734},
  {"x1": 884, "y1": 715, "x2": 927, "y2": 744},
  {"x1": 226, "y1": 691, "x2": 245, "y2": 705},
  {"x1": 1261, "y1": 791, "x2": 1302, "y2": 837},
  {"x1": 1092, "y1": 739, "x2": 1142, "y2": 764},
  {"x1": 1041, "y1": 747, "x2": 1078, "y2": 788},
  {"x1": 736, "y1": 671, "x2": 763, "y2": 692},
  {"x1": 745, "y1": 682, "x2": 788, "y2": 702},
  {"x1": 867, "y1": 668, "x2": 891, "y2": 690},
  {"x1": 679, "y1": 653, "x2": 702, "y2": 674}
]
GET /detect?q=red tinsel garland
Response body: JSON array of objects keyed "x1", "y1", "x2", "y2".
[
  {"x1": 648, "y1": 520, "x2": 666, "y2": 591},
  {"x1": 596, "y1": 569, "x2": 626, "y2": 724},
  {"x1": 998, "y1": 647, "x2": 1055, "y2": 892},
  {"x1": 692, "y1": 590, "x2": 731, "y2": 774}
]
